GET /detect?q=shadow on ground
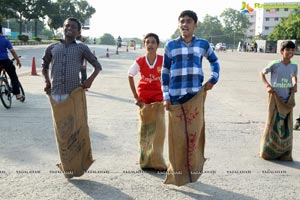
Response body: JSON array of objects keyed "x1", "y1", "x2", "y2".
[{"x1": 69, "y1": 179, "x2": 134, "y2": 200}]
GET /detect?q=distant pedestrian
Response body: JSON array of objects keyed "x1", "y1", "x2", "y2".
[
  {"x1": 128, "y1": 33, "x2": 167, "y2": 171},
  {"x1": 260, "y1": 40, "x2": 297, "y2": 161},
  {"x1": 254, "y1": 42, "x2": 258, "y2": 53}
]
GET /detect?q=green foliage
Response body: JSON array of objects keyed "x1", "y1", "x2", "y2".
[
  {"x1": 170, "y1": 8, "x2": 251, "y2": 47},
  {"x1": 195, "y1": 15, "x2": 224, "y2": 43},
  {"x1": 268, "y1": 12, "x2": 300, "y2": 40},
  {"x1": 99, "y1": 33, "x2": 116, "y2": 45},
  {"x1": 17, "y1": 34, "x2": 29, "y2": 42},
  {"x1": 32, "y1": 37, "x2": 41, "y2": 42},
  {"x1": 46, "y1": 0, "x2": 96, "y2": 31}
]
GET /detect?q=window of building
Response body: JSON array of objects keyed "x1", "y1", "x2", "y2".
[
  {"x1": 275, "y1": 8, "x2": 279, "y2": 12},
  {"x1": 284, "y1": 8, "x2": 289, "y2": 12},
  {"x1": 275, "y1": 17, "x2": 279, "y2": 21},
  {"x1": 265, "y1": 27, "x2": 269, "y2": 30},
  {"x1": 265, "y1": 18, "x2": 270, "y2": 21}
]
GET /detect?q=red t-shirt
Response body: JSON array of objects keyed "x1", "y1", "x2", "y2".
[{"x1": 137, "y1": 55, "x2": 163, "y2": 104}]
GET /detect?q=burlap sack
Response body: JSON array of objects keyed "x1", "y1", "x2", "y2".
[
  {"x1": 260, "y1": 92, "x2": 295, "y2": 161},
  {"x1": 164, "y1": 88, "x2": 207, "y2": 186},
  {"x1": 138, "y1": 102, "x2": 167, "y2": 170},
  {"x1": 49, "y1": 87, "x2": 94, "y2": 178}
]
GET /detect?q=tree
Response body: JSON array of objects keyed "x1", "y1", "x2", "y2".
[
  {"x1": 23, "y1": 0, "x2": 52, "y2": 37},
  {"x1": 170, "y1": 16, "x2": 224, "y2": 41},
  {"x1": 99, "y1": 33, "x2": 116, "y2": 45},
  {"x1": 0, "y1": 0, "x2": 19, "y2": 24},
  {"x1": 268, "y1": 11, "x2": 300, "y2": 40},
  {"x1": 220, "y1": 8, "x2": 251, "y2": 47},
  {"x1": 0, "y1": 0, "x2": 29, "y2": 34},
  {"x1": 47, "y1": 0, "x2": 96, "y2": 34},
  {"x1": 195, "y1": 15, "x2": 224, "y2": 44}
]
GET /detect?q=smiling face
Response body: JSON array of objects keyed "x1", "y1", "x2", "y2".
[
  {"x1": 63, "y1": 19, "x2": 80, "y2": 40},
  {"x1": 178, "y1": 16, "x2": 197, "y2": 38},
  {"x1": 281, "y1": 48, "x2": 295, "y2": 61}
]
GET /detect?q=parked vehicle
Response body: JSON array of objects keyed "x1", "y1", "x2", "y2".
[{"x1": 215, "y1": 43, "x2": 227, "y2": 51}]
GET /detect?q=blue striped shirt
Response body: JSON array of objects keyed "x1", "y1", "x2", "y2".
[{"x1": 162, "y1": 36, "x2": 220, "y2": 103}]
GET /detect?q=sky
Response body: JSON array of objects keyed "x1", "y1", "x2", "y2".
[{"x1": 84, "y1": 0, "x2": 300, "y2": 41}]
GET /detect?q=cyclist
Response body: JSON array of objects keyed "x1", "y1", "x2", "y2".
[{"x1": 0, "y1": 24, "x2": 23, "y2": 100}]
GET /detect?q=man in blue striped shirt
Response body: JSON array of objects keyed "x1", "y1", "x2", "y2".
[{"x1": 162, "y1": 10, "x2": 220, "y2": 109}]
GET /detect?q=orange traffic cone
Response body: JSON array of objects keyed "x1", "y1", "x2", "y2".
[
  {"x1": 31, "y1": 56, "x2": 37, "y2": 75},
  {"x1": 106, "y1": 48, "x2": 109, "y2": 58}
]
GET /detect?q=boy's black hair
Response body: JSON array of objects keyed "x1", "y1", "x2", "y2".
[
  {"x1": 178, "y1": 10, "x2": 198, "y2": 23},
  {"x1": 0, "y1": 24, "x2": 2, "y2": 34},
  {"x1": 280, "y1": 40, "x2": 295, "y2": 51},
  {"x1": 64, "y1": 17, "x2": 82, "y2": 31},
  {"x1": 143, "y1": 33, "x2": 160, "y2": 45}
]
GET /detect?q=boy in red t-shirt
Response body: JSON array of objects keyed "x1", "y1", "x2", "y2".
[
  {"x1": 128, "y1": 33, "x2": 163, "y2": 107},
  {"x1": 128, "y1": 33, "x2": 167, "y2": 171}
]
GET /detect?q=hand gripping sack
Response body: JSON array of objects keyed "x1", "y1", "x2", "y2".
[{"x1": 49, "y1": 87, "x2": 94, "y2": 178}]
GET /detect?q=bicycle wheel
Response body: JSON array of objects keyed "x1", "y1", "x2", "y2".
[
  {"x1": 0, "y1": 80, "x2": 12, "y2": 109},
  {"x1": 19, "y1": 81, "x2": 25, "y2": 102}
]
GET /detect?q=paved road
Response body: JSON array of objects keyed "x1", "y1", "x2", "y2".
[{"x1": 1, "y1": 47, "x2": 300, "y2": 200}]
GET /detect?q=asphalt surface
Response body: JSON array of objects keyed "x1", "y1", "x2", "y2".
[{"x1": 0, "y1": 46, "x2": 300, "y2": 200}]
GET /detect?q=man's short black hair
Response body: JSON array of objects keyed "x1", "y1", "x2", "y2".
[
  {"x1": 143, "y1": 33, "x2": 160, "y2": 45},
  {"x1": 280, "y1": 40, "x2": 295, "y2": 51},
  {"x1": 178, "y1": 10, "x2": 198, "y2": 23}
]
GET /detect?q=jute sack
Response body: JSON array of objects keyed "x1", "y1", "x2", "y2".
[
  {"x1": 49, "y1": 87, "x2": 94, "y2": 178},
  {"x1": 138, "y1": 102, "x2": 167, "y2": 170},
  {"x1": 164, "y1": 88, "x2": 207, "y2": 186},
  {"x1": 260, "y1": 92, "x2": 295, "y2": 161}
]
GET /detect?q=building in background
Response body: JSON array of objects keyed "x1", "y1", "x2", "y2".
[{"x1": 245, "y1": 2, "x2": 300, "y2": 39}]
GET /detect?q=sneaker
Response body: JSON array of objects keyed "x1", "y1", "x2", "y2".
[{"x1": 293, "y1": 119, "x2": 300, "y2": 130}]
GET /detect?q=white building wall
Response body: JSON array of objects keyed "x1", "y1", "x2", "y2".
[{"x1": 245, "y1": 2, "x2": 300, "y2": 38}]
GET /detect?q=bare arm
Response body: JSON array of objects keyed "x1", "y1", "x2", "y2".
[
  {"x1": 292, "y1": 75, "x2": 297, "y2": 93},
  {"x1": 9, "y1": 49, "x2": 21, "y2": 68},
  {"x1": 82, "y1": 67, "x2": 100, "y2": 89},
  {"x1": 260, "y1": 71, "x2": 273, "y2": 93},
  {"x1": 128, "y1": 76, "x2": 143, "y2": 108}
]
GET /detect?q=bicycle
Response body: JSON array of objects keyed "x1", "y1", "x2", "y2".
[{"x1": 0, "y1": 57, "x2": 25, "y2": 109}]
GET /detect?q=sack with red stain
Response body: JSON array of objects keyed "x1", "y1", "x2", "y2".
[
  {"x1": 49, "y1": 87, "x2": 94, "y2": 178},
  {"x1": 138, "y1": 102, "x2": 167, "y2": 170},
  {"x1": 164, "y1": 88, "x2": 207, "y2": 186}
]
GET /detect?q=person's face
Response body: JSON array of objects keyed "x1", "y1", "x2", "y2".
[
  {"x1": 178, "y1": 16, "x2": 197, "y2": 37},
  {"x1": 63, "y1": 20, "x2": 79, "y2": 39},
  {"x1": 144, "y1": 36, "x2": 158, "y2": 53},
  {"x1": 281, "y1": 48, "x2": 295, "y2": 60}
]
